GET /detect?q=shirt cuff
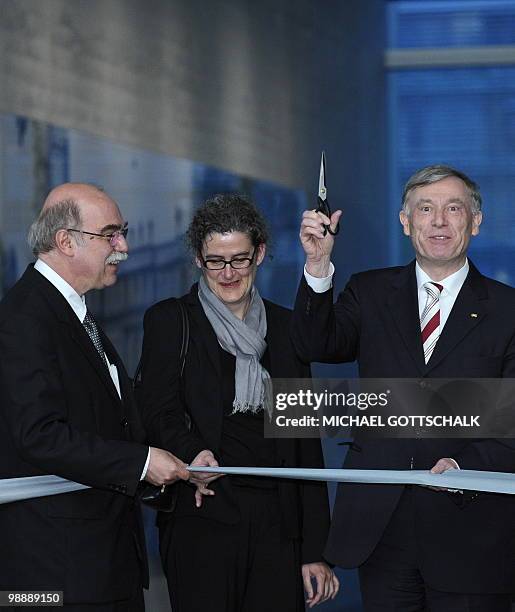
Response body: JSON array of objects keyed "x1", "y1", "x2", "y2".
[
  {"x1": 449, "y1": 458, "x2": 460, "y2": 470},
  {"x1": 304, "y1": 262, "x2": 335, "y2": 293},
  {"x1": 140, "y1": 448, "x2": 151, "y2": 480}
]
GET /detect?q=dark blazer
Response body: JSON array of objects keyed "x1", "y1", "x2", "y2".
[
  {"x1": 0, "y1": 265, "x2": 149, "y2": 603},
  {"x1": 139, "y1": 284, "x2": 330, "y2": 564},
  {"x1": 291, "y1": 260, "x2": 515, "y2": 593}
]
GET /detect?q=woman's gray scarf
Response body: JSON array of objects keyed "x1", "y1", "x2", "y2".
[{"x1": 198, "y1": 276, "x2": 271, "y2": 416}]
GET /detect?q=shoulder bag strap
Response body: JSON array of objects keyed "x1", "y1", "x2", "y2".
[{"x1": 133, "y1": 298, "x2": 190, "y2": 387}]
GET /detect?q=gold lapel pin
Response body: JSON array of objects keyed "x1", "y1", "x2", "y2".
[{"x1": 470, "y1": 313, "x2": 478, "y2": 318}]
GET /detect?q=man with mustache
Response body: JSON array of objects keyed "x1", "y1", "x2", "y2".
[
  {"x1": 292, "y1": 165, "x2": 515, "y2": 611},
  {"x1": 0, "y1": 183, "x2": 189, "y2": 611}
]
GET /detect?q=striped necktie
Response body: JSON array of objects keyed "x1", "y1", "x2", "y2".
[
  {"x1": 83, "y1": 311, "x2": 109, "y2": 369},
  {"x1": 421, "y1": 282, "x2": 443, "y2": 364}
]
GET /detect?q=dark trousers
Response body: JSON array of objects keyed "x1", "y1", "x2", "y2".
[
  {"x1": 358, "y1": 488, "x2": 511, "y2": 612},
  {"x1": 160, "y1": 486, "x2": 303, "y2": 612}
]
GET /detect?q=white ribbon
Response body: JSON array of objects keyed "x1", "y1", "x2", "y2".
[
  {"x1": 1, "y1": 467, "x2": 514, "y2": 505},
  {"x1": 0, "y1": 475, "x2": 88, "y2": 504},
  {"x1": 187, "y1": 466, "x2": 515, "y2": 495}
]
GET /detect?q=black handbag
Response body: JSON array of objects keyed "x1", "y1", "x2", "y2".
[{"x1": 135, "y1": 299, "x2": 190, "y2": 512}]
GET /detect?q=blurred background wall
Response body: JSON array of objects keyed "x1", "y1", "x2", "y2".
[{"x1": 1, "y1": 0, "x2": 515, "y2": 610}]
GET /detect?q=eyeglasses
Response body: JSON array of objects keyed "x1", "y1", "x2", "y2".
[
  {"x1": 200, "y1": 249, "x2": 256, "y2": 270},
  {"x1": 67, "y1": 223, "x2": 128, "y2": 247}
]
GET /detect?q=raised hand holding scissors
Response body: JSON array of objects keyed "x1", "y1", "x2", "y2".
[{"x1": 299, "y1": 152, "x2": 342, "y2": 278}]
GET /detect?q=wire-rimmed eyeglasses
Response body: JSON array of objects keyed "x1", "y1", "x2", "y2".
[
  {"x1": 67, "y1": 223, "x2": 129, "y2": 247},
  {"x1": 200, "y1": 249, "x2": 256, "y2": 270}
]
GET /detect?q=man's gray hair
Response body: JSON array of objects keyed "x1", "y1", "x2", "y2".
[
  {"x1": 28, "y1": 199, "x2": 83, "y2": 257},
  {"x1": 402, "y1": 164, "x2": 482, "y2": 214}
]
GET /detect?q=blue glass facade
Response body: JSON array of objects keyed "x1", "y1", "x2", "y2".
[{"x1": 388, "y1": 0, "x2": 515, "y2": 48}]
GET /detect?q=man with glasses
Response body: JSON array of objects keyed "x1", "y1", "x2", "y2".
[{"x1": 0, "y1": 183, "x2": 189, "y2": 611}]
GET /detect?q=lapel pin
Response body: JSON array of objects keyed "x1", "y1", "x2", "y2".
[{"x1": 470, "y1": 313, "x2": 478, "y2": 318}]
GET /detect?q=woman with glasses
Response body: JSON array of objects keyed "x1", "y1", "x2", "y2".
[{"x1": 138, "y1": 194, "x2": 338, "y2": 611}]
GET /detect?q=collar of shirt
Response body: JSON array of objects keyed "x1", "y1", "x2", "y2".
[
  {"x1": 34, "y1": 259, "x2": 87, "y2": 323},
  {"x1": 415, "y1": 259, "x2": 469, "y2": 329}
]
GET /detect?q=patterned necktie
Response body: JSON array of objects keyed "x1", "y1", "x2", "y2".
[
  {"x1": 83, "y1": 311, "x2": 109, "y2": 369},
  {"x1": 421, "y1": 282, "x2": 443, "y2": 364}
]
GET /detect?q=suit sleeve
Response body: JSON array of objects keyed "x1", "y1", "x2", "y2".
[
  {"x1": 139, "y1": 301, "x2": 206, "y2": 463},
  {"x1": 296, "y1": 360, "x2": 331, "y2": 564},
  {"x1": 0, "y1": 314, "x2": 148, "y2": 495},
  {"x1": 291, "y1": 274, "x2": 361, "y2": 364}
]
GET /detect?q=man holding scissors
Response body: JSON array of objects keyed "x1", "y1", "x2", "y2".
[{"x1": 291, "y1": 161, "x2": 515, "y2": 611}]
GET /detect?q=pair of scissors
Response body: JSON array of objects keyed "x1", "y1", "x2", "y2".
[{"x1": 316, "y1": 151, "x2": 339, "y2": 236}]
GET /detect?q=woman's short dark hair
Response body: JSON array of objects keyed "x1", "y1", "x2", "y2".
[{"x1": 186, "y1": 194, "x2": 269, "y2": 254}]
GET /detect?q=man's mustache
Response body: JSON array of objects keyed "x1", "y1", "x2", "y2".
[{"x1": 105, "y1": 252, "x2": 128, "y2": 265}]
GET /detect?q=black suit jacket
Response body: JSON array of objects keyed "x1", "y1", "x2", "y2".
[
  {"x1": 292, "y1": 261, "x2": 515, "y2": 593},
  {"x1": 0, "y1": 265, "x2": 149, "y2": 603},
  {"x1": 139, "y1": 284, "x2": 330, "y2": 564}
]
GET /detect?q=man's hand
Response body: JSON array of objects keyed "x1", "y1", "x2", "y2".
[
  {"x1": 300, "y1": 209, "x2": 342, "y2": 278},
  {"x1": 145, "y1": 447, "x2": 189, "y2": 486},
  {"x1": 428, "y1": 457, "x2": 460, "y2": 492},
  {"x1": 188, "y1": 449, "x2": 224, "y2": 508},
  {"x1": 431, "y1": 457, "x2": 459, "y2": 474},
  {"x1": 302, "y1": 561, "x2": 340, "y2": 608}
]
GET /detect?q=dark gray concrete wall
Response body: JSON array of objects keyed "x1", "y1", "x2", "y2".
[
  {"x1": 0, "y1": 0, "x2": 386, "y2": 199},
  {"x1": 1, "y1": 0, "x2": 316, "y2": 189}
]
